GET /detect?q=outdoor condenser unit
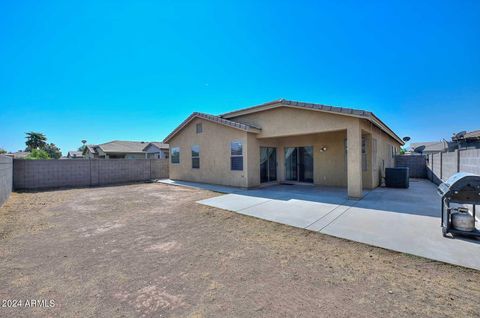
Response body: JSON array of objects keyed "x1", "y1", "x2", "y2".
[
  {"x1": 437, "y1": 172, "x2": 480, "y2": 238},
  {"x1": 385, "y1": 167, "x2": 409, "y2": 188}
]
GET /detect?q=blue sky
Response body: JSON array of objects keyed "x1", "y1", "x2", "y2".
[{"x1": 0, "y1": 0, "x2": 479, "y2": 154}]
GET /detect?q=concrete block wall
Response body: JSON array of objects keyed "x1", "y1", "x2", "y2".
[
  {"x1": 151, "y1": 159, "x2": 169, "y2": 179},
  {"x1": 460, "y1": 148, "x2": 480, "y2": 175},
  {"x1": 0, "y1": 155, "x2": 13, "y2": 206},
  {"x1": 432, "y1": 153, "x2": 441, "y2": 179},
  {"x1": 426, "y1": 149, "x2": 480, "y2": 185},
  {"x1": 13, "y1": 159, "x2": 169, "y2": 190},
  {"x1": 394, "y1": 155, "x2": 426, "y2": 178},
  {"x1": 442, "y1": 151, "x2": 457, "y2": 181}
]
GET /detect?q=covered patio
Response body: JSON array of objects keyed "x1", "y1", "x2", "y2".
[
  {"x1": 250, "y1": 123, "x2": 375, "y2": 199},
  {"x1": 160, "y1": 178, "x2": 480, "y2": 270}
]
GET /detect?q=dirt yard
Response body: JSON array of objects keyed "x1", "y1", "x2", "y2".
[{"x1": 0, "y1": 183, "x2": 479, "y2": 317}]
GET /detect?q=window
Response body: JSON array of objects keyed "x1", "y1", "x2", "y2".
[
  {"x1": 196, "y1": 123, "x2": 203, "y2": 134},
  {"x1": 171, "y1": 147, "x2": 180, "y2": 164},
  {"x1": 362, "y1": 137, "x2": 367, "y2": 171},
  {"x1": 372, "y1": 138, "x2": 377, "y2": 169},
  {"x1": 192, "y1": 145, "x2": 200, "y2": 169},
  {"x1": 230, "y1": 141, "x2": 243, "y2": 171}
]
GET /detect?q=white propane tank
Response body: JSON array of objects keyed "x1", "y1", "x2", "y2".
[{"x1": 451, "y1": 208, "x2": 475, "y2": 232}]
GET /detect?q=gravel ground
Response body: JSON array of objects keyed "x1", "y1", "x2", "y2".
[{"x1": 0, "y1": 183, "x2": 479, "y2": 318}]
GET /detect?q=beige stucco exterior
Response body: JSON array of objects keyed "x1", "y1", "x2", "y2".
[
  {"x1": 168, "y1": 117, "x2": 250, "y2": 187},
  {"x1": 167, "y1": 104, "x2": 402, "y2": 198}
]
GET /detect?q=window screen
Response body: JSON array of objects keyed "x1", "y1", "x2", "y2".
[
  {"x1": 196, "y1": 123, "x2": 203, "y2": 134},
  {"x1": 192, "y1": 145, "x2": 200, "y2": 169},
  {"x1": 230, "y1": 141, "x2": 243, "y2": 171},
  {"x1": 362, "y1": 137, "x2": 367, "y2": 171},
  {"x1": 171, "y1": 147, "x2": 180, "y2": 164}
]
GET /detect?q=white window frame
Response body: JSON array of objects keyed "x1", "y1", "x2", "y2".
[
  {"x1": 230, "y1": 140, "x2": 243, "y2": 171},
  {"x1": 196, "y1": 123, "x2": 203, "y2": 134},
  {"x1": 191, "y1": 145, "x2": 200, "y2": 169},
  {"x1": 362, "y1": 136, "x2": 367, "y2": 172},
  {"x1": 171, "y1": 147, "x2": 180, "y2": 164}
]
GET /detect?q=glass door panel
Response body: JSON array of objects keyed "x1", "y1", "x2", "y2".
[
  {"x1": 284, "y1": 146, "x2": 313, "y2": 183},
  {"x1": 285, "y1": 147, "x2": 298, "y2": 181},
  {"x1": 268, "y1": 148, "x2": 277, "y2": 181},
  {"x1": 260, "y1": 147, "x2": 277, "y2": 183},
  {"x1": 260, "y1": 148, "x2": 268, "y2": 183},
  {"x1": 299, "y1": 146, "x2": 313, "y2": 183}
]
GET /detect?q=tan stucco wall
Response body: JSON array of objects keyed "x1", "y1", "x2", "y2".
[
  {"x1": 361, "y1": 119, "x2": 402, "y2": 188},
  {"x1": 168, "y1": 118, "x2": 251, "y2": 187},
  {"x1": 228, "y1": 106, "x2": 358, "y2": 138}
]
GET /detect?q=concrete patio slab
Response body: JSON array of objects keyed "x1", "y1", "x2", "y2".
[
  {"x1": 197, "y1": 193, "x2": 272, "y2": 211},
  {"x1": 166, "y1": 178, "x2": 480, "y2": 270},
  {"x1": 321, "y1": 204, "x2": 480, "y2": 270},
  {"x1": 158, "y1": 179, "x2": 241, "y2": 194},
  {"x1": 239, "y1": 199, "x2": 342, "y2": 228}
]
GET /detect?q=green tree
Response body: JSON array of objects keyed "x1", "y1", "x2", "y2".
[
  {"x1": 0, "y1": 148, "x2": 6, "y2": 154},
  {"x1": 25, "y1": 132, "x2": 47, "y2": 151},
  {"x1": 44, "y1": 143, "x2": 62, "y2": 159},
  {"x1": 26, "y1": 149, "x2": 50, "y2": 160}
]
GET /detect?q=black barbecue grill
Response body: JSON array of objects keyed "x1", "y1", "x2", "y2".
[{"x1": 437, "y1": 172, "x2": 480, "y2": 238}]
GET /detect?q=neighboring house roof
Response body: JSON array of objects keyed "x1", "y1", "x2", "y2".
[
  {"x1": 85, "y1": 141, "x2": 167, "y2": 155},
  {"x1": 99, "y1": 141, "x2": 150, "y2": 153},
  {"x1": 143, "y1": 142, "x2": 169, "y2": 151},
  {"x1": 220, "y1": 99, "x2": 404, "y2": 145},
  {"x1": 163, "y1": 112, "x2": 262, "y2": 143},
  {"x1": 464, "y1": 130, "x2": 480, "y2": 139},
  {"x1": 67, "y1": 151, "x2": 83, "y2": 158},
  {"x1": 6, "y1": 151, "x2": 30, "y2": 159},
  {"x1": 410, "y1": 141, "x2": 448, "y2": 153},
  {"x1": 452, "y1": 129, "x2": 480, "y2": 141},
  {"x1": 85, "y1": 145, "x2": 97, "y2": 155}
]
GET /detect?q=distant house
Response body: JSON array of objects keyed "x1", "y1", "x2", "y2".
[
  {"x1": 83, "y1": 140, "x2": 169, "y2": 159},
  {"x1": 410, "y1": 141, "x2": 449, "y2": 154},
  {"x1": 451, "y1": 130, "x2": 480, "y2": 150},
  {"x1": 66, "y1": 151, "x2": 84, "y2": 159},
  {"x1": 5, "y1": 151, "x2": 30, "y2": 159},
  {"x1": 410, "y1": 129, "x2": 480, "y2": 154},
  {"x1": 144, "y1": 142, "x2": 169, "y2": 159}
]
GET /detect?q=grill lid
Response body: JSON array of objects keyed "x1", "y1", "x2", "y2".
[{"x1": 437, "y1": 172, "x2": 480, "y2": 203}]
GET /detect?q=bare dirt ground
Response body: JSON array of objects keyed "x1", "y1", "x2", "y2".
[{"x1": 0, "y1": 183, "x2": 479, "y2": 318}]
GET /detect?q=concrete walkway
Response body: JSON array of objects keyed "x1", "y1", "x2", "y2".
[{"x1": 159, "y1": 179, "x2": 480, "y2": 270}]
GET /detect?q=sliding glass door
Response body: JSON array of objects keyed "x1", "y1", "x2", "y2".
[
  {"x1": 285, "y1": 146, "x2": 313, "y2": 183},
  {"x1": 260, "y1": 147, "x2": 277, "y2": 183},
  {"x1": 285, "y1": 147, "x2": 298, "y2": 181}
]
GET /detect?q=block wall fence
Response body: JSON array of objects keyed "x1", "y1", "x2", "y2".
[{"x1": 12, "y1": 158, "x2": 169, "y2": 190}]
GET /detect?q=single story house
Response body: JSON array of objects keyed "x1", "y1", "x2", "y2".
[
  {"x1": 83, "y1": 141, "x2": 169, "y2": 159},
  {"x1": 66, "y1": 151, "x2": 84, "y2": 159},
  {"x1": 164, "y1": 99, "x2": 404, "y2": 198},
  {"x1": 409, "y1": 141, "x2": 449, "y2": 154},
  {"x1": 451, "y1": 129, "x2": 480, "y2": 150},
  {"x1": 144, "y1": 142, "x2": 170, "y2": 159},
  {"x1": 5, "y1": 151, "x2": 30, "y2": 159}
]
